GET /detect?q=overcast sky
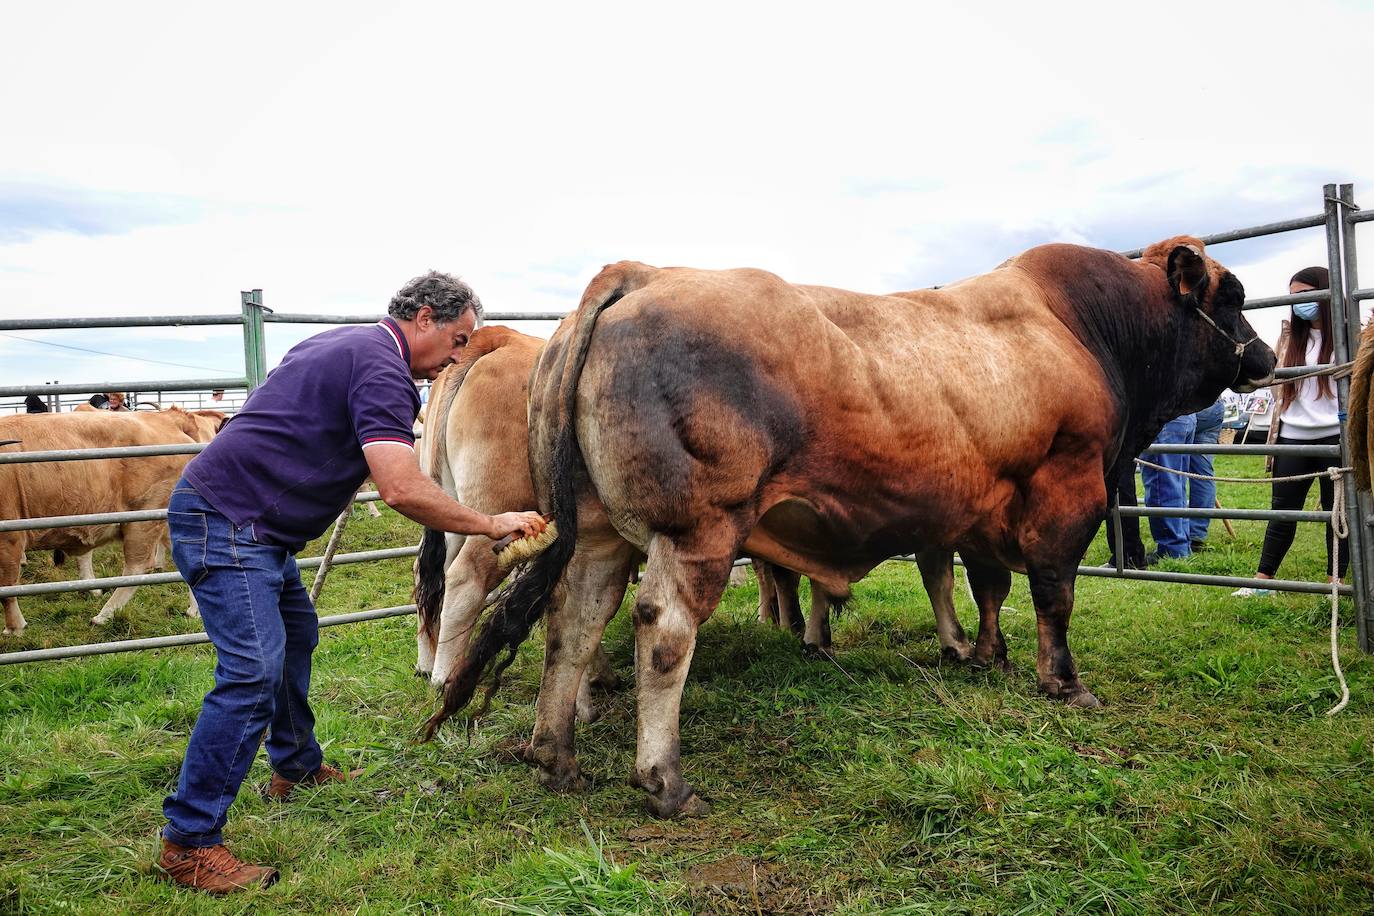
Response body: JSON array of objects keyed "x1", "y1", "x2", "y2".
[{"x1": 1, "y1": 0, "x2": 1370, "y2": 398}]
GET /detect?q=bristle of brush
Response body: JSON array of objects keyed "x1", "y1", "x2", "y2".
[{"x1": 494, "y1": 520, "x2": 560, "y2": 571}]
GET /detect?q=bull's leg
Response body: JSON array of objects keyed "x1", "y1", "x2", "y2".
[
  {"x1": 804, "y1": 580, "x2": 834, "y2": 651},
  {"x1": 586, "y1": 642, "x2": 622, "y2": 692},
  {"x1": 916, "y1": 550, "x2": 971, "y2": 662},
  {"x1": 90, "y1": 523, "x2": 158, "y2": 626},
  {"x1": 726, "y1": 563, "x2": 750, "y2": 588},
  {"x1": 1, "y1": 536, "x2": 25, "y2": 635},
  {"x1": 521, "y1": 540, "x2": 636, "y2": 792},
  {"x1": 754, "y1": 559, "x2": 779, "y2": 626},
  {"x1": 416, "y1": 533, "x2": 462, "y2": 679},
  {"x1": 963, "y1": 554, "x2": 1012, "y2": 672},
  {"x1": 75, "y1": 551, "x2": 102, "y2": 596},
  {"x1": 1021, "y1": 466, "x2": 1105, "y2": 707},
  {"x1": 185, "y1": 592, "x2": 201, "y2": 619},
  {"x1": 430, "y1": 537, "x2": 507, "y2": 690},
  {"x1": 771, "y1": 565, "x2": 805, "y2": 637},
  {"x1": 152, "y1": 537, "x2": 168, "y2": 571},
  {"x1": 629, "y1": 534, "x2": 735, "y2": 819}
]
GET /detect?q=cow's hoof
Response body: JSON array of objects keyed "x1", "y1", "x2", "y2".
[
  {"x1": 533, "y1": 761, "x2": 588, "y2": 794},
  {"x1": 184, "y1": 606, "x2": 200, "y2": 619},
  {"x1": 90, "y1": 616, "x2": 110, "y2": 627},
  {"x1": 88, "y1": 589, "x2": 104, "y2": 598},
  {"x1": 643, "y1": 787, "x2": 710, "y2": 819},
  {"x1": 1042, "y1": 682, "x2": 1102, "y2": 708},
  {"x1": 970, "y1": 653, "x2": 1012, "y2": 673},
  {"x1": 631, "y1": 767, "x2": 710, "y2": 818},
  {"x1": 415, "y1": 667, "x2": 432, "y2": 680},
  {"x1": 589, "y1": 670, "x2": 623, "y2": 693},
  {"x1": 3, "y1": 626, "x2": 22, "y2": 636},
  {"x1": 940, "y1": 644, "x2": 975, "y2": 665},
  {"x1": 575, "y1": 702, "x2": 602, "y2": 725}
]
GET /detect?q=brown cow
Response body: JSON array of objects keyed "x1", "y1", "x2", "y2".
[
  {"x1": 414, "y1": 328, "x2": 980, "y2": 735},
  {"x1": 0, "y1": 407, "x2": 221, "y2": 633},
  {"x1": 413, "y1": 327, "x2": 638, "y2": 730},
  {"x1": 431, "y1": 237, "x2": 1275, "y2": 817}
]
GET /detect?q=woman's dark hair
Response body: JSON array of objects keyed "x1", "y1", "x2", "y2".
[{"x1": 1278, "y1": 265, "x2": 1333, "y2": 411}]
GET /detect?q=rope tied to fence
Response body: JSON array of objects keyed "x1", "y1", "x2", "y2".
[{"x1": 1131, "y1": 458, "x2": 1352, "y2": 715}]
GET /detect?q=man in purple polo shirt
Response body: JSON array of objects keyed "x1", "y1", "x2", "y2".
[{"x1": 156, "y1": 271, "x2": 545, "y2": 894}]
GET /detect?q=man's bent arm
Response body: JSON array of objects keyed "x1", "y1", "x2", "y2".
[{"x1": 363, "y1": 443, "x2": 542, "y2": 539}]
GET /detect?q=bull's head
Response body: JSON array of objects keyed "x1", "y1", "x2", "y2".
[{"x1": 1144, "y1": 237, "x2": 1277, "y2": 409}]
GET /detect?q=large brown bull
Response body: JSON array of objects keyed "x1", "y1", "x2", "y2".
[
  {"x1": 413, "y1": 328, "x2": 978, "y2": 725},
  {"x1": 0, "y1": 407, "x2": 223, "y2": 633},
  {"x1": 433, "y1": 236, "x2": 1275, "y2": 817}
]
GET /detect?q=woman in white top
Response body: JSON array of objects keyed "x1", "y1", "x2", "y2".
[{"x1": 1234, "y1": 266, "x2": 1347, "y2": 595}]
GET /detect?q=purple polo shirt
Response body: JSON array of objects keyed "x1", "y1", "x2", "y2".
[{"x1": 184, "y1": 317, "x2": 420, "y2": 552}]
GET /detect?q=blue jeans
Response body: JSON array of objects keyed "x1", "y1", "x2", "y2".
[
  {"x1": 1188, "y1": 398, "x2": 1225, "y2": 544},
  {"x1": 1141, "y1": 413, "x2": 1197, "y2": 558},
  {"x1": 162, "y1": 482, "x2": 322, "y2": 847}
]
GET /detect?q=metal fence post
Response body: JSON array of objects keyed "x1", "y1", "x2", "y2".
[
  {"x1": 240, "y1": 289, "x2": 268, "y2": 391},
  {"x1": 1323, "y1": 184, "x2": 1371, "y2": 651},
  {"x1": 1337, "y1": 183, "x2": 1374, "y2": 652}
]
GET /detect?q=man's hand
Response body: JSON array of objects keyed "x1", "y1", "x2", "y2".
[{"x1": 488, "y1": 511, "x2": 547, "y2": 540}]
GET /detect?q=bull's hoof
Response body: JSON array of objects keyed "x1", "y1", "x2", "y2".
[
  {"x1": 940, "y1": 644, "x2": 975, "y2": 665},
  {"x1": 414, "y1": 667, "x2": 432, "y2": 680},
  {"x1": 1041, "y1": 682, "x2": 1102, "y2": 708},
  {"x1": 630, "y1": 768, "x2": 710, "y2": 818},
  {"x1": 589, "y1": 670, "x2": 623, "y2": 693},
  {"x1": 801, "y1": 642, "x2": 832, "y2": 659},
  {"x1": 575, "y1": 701, "x2": 602, "y2": 725},
  {"x1": 643, "y1": 787, "x2": 711, "y2": 819},
  {"x1": 517, "y1": 742, "x2": 588, "y2": 793},
  {"x1": 534, "y1": 763, "x2": 588, "y2": 794},
  {"x1": 89, "y1": 616, "x2": 110, "y2": 627},
  {"x1": 2, "y1": 626, "x2": 22, "y2": 636},
  {"x1": 969, "y1": 652, "x2": 1012, "y2": 673}
]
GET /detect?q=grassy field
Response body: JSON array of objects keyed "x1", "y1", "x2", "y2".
[{"x1": 2, "y1": 457, "x2": 1372, "y2": 914}]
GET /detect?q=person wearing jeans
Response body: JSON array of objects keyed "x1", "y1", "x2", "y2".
[
  {"x1": 157, "y1": 272, "x2": 547, "y2": 894},
  {"x1": 1140, "y1": 412, "x2": 1197, "y2": 561},
  {"x1": 1187, "y1": 397, "x2": 1226, "y2": 552},
  {"x1": 1236, "y1": 267, "x2": 1348, "y2": 597}
]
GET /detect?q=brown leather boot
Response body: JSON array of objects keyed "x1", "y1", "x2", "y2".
[
  {"x1": 157, "y1": 839, "x2": 279, "y2": 894},
  {"x1": 265, "y1": 762, "x2": 358, "y2": 801}
]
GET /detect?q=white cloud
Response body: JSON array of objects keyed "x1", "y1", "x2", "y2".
[{"x1": 1, "y1": 0, "x2": 1370, "y2": 391}]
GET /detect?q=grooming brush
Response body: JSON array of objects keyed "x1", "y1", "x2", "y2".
[{"x1": 492, "y1": 519, "x2": 559, "y2": 570}]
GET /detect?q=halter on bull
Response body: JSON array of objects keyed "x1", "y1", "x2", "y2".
[{"x1": 428, "y1": 236, "x2": 1276, "y2": 818}]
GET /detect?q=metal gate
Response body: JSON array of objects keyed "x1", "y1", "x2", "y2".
[{"x1": 2, "y1": 182, "x2": 1370, "y2": 666}]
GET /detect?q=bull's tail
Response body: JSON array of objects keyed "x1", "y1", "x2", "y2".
[
  {"x1": 423, "y1": 262, "x2": 656, "y2": 738},
  {"x1": 1349, "y1": 321, "x2": 1374, "y2": 492},
  {"x1": 413, "y1": 329, "x2": 529, "y2": 645}
]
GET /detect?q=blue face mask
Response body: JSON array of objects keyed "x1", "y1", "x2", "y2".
[{"x1": 1293, "y1": 302, "x2": 1320, "y2": 321}]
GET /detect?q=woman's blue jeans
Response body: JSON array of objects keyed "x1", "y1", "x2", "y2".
[{"x1": 162, "y1": 481, "x2": 322, "y2": 847}]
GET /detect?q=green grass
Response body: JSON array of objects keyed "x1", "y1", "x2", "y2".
[{"x1": 2, "y1": 458, "x2": 1372, "y2": 914}]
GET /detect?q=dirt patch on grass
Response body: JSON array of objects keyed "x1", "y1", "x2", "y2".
[{"x1": 682, "y1": 856, "x2": 834, "y2": 914}]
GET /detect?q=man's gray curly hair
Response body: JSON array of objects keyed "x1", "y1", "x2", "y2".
[{"x1": 388, "y1": 271, "x2": 483, "y2": 325}]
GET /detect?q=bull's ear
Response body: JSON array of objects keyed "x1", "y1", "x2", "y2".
[{"x1": 1167, "y1": 244, "x2": 1209, "y2": 305}]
